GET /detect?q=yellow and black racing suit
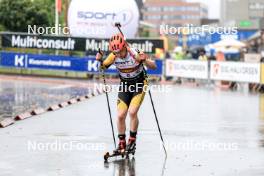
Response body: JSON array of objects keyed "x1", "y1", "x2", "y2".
[{"x1": 101, "y1": 47, "x2": 148, "y2": 110}]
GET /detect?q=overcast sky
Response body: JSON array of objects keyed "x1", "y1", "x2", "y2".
[{"x1": 187, "y1": 0, "x2": 220, "y2": 19}]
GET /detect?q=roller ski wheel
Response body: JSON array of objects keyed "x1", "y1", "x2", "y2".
[
  {"x1": 103, "y1": 149, "x2": 125, "y2": 162},
  {"x1": 104, "y1": 152, "x2": 110, "y2": 162},
  {"x1": 103, "y1": 148, "x2": 137, "y2": 161}
]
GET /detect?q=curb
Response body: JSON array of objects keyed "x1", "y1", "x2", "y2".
[
  {"x1": 1, "y1": 89, "x2": 103, "y2": 128},
  {"x1": 31, "y1": 108, "x2": 45, "y2": 115},
  {"x1": 77, "y1": 96, "x2": 86, "y2": 102},
  {"x1": 68, "y1": 99, "x2": 77, "y2": 104},
  {"x1": 0, "y1": 118, "x2": 15, "y2": 128},
  {"x1": 47, "y1": 104, "x2": 61, "y2": 111},
  {"x1": 59, "y1": 102, "x2": 69, "y2": 108},
  {"x1": 15, "y1": 112, "x2": 32, "y2": 120}
]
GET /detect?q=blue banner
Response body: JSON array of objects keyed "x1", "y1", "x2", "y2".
[
  {"x1": 0, "y1": 52, "x2": 163, "y2": 76},
  {"x1": 178, "y1": 30, "x2": 257, "y2": 47}
]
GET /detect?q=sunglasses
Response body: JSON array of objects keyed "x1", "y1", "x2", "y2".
[
  {"x1": 113, "y1": 47, "x2": 127, "y2": 55},
  {"x1": 113, "y1": 50, "x2": 121, "y2": 55}
]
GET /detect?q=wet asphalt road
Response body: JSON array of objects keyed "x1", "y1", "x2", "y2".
[
  {"x1": 0, "y1": 81, "x2": 264, "y2": 176},
  {"x1": 0, "y1": 77, "x2": 92, "y2": 118}
]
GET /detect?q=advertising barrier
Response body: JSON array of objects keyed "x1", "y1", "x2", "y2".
[
  {"x1": 210, "y1": 61, "x2": 261, "y2": 83},
  {"x1": 1, "y1": 33, "x2": 164, "y2": 54},
  {"x1": 2, "y1": 52, "x2": 261, "y2": 83},
  {"x1": 165, "y1": 59, "x2": 208, "y2": 79},
  {"x1": 0, "y1": 51, "x2": 163, "y2": 76}
]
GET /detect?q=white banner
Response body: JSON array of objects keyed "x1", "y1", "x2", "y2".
[
  {"x1": 210, "y1": 61, "x2": 261, "y2": 83},
  {"x1": 166, "y1": 60, "x2": 208, "y2": 79},
  {"x1": 68, "y1": 0, "x2": 139, "y2": 38}
]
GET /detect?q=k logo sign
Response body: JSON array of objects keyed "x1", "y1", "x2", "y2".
[
  {"x1": 87, "y1": 60, "x2": 99, "y2": 72},
  {"x1": 15, "y1": 54, "x2": 26, "y2": 67}
]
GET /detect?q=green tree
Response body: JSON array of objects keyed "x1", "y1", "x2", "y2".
[{"x1": 0, "y1": 0, "x2": 54, "y2": 32}]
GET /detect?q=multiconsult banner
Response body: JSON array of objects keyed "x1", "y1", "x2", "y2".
[
  {"x1": 0, "y1": 51, "x2": 163, "y2": 76},
  {"x1": 165, "y1": 59, "x2": 209, "y2": 79},
  {"x1": 1, "y1": 33, "x2": 164, "y2": 54},
  {"x1": 210, "y1": 61, "x2": 261, "y2": 83}
]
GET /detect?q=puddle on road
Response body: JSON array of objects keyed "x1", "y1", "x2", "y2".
[{"x1": 0, "y1": 80, "x2": 92, "y2": 118}]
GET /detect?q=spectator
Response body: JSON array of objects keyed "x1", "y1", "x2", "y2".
[
  {"x1": 216, "y1": 51, "x2": 225, "y2": 61},
  {"x1": 261, "y1": 51, "x2": 264, "y2": 62},
  {"x1": 198, "y1": 50, "x2": 208, "y2": 61},
  {"x1": 184, "y1": 50, "x2": 192, "y2": 60}
]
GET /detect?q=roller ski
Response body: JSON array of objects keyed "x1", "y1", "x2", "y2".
[{"x1": 104, "y1": 137, "x2": 136, "y2": 162}]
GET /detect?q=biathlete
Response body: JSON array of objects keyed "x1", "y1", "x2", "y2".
[{"x1": 96, "y1": 33, "x2": 157, "y2": 154}]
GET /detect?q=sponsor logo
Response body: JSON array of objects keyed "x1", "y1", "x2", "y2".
[
  {"x1": 15, "y1": 54, "x2": 26, "y2": 67},
  {"x1": 87, "y1": 60, "x2": 99, "y2": 72},
  {"x1": 210, "y1": 62, "x2": 261, "y2": 83},
  {"x1": 85, "y1": 39, "x2": 155, "y2": 53},
  {"x1": 11, "y1": 35, "x2": 76, "y2": 50},
  {"x1": 28, "y1": 58, "x2": 71, "y2": 67},
  {"x1": 78, "y1": 11, "x2": 117, "y2": 20},
  {"x1": 213, "y1": 64, "x2": 220, "y2": 76},
  {"x1": 174, "y1": 63, "x2": 206, "y2": 71},
  {"x1": 221, "y1": 66, "x2": 258, "y2": 75},
  {"x1": 77, "y1": 10, "x2": 133, "y2": 26},
  {"x1": 2, "y1": 33, "x2": 163, "y2": 53}
]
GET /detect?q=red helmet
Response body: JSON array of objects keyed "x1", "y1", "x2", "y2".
[{"x1": 109, "y1": 33, "x2": 126, "y2": 52}]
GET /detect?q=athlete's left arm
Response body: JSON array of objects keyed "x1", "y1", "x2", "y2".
[{"x1": 136, "y1": 51, "x2": 157, "y2": 70}]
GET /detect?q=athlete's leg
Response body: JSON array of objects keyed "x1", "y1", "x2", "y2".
[
  {"x1": 114, "y1": 94, "x2": 129, "y2": 153},
  {"x1": 126, "y1": 90, "x2": 146, "y2": 151},
  {"x1": 128, "y1": 80, "x2": 147, "y2": 132},
  {"x1": 129, "y1": 91, "x2": 146, "y2": 132},
  {"x1": 117, "y1": 99, "x2": 128, "y2": 134},
  {"x1": 126, "y1": 79, "x2": 147, "y2": 151},
  {"x1": 115, "y1": 86, "x2": 132, "y2": 152},
  {"x1": 117, "y1": 96, "x2": 129, "y2": 135}
]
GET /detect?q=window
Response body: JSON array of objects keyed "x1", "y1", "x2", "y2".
[
  {"x1": 163, "y1": 15, "x2": 169, "y2": 20},
  {"x1": 147, "y1": 6, "x2": 161, "y2": 12}
]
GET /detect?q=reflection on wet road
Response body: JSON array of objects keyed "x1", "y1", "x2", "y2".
[
  {"x1": 1, "y1": 77, "x2": 264, "y2": 175},
  {"x1": 104, "y1": 158, "x2": 136, "y2": 176},
  {"x1": 104, "y1": 156, "x2": 167, "y2": 176},
  {"x1": 0, "y1": 78, "x2": 91, "y2": 118}
]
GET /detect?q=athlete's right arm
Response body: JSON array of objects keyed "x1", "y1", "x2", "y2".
[{"x1": 96, "y1": 52, "x2": 116, "y2": 69}]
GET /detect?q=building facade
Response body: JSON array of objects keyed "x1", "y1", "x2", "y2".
[
  {"x1": 221, "y1": 0, "x2": 264, "y2": 29},
  {"x1": 143, "y1": 0, "x2": 208, "y2": 27}
]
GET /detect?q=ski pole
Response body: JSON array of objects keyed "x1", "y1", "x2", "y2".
[
  {"x1": 114, "y1": 23, "x2": 167, "y2": 156},
  {"x1": 115, "y1": 23, "x2": 125, "y2": 39},
  {"x1": 148, "y1": 89, "x2": 167, "y2": 157},
  {"x1": 98, "y1": 48, "x2": 116, "y2": 148},
  {"x1": 143, "y1": 66, "x2": 167, "y2": 157}
]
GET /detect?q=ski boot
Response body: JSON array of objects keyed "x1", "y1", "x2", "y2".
[
  {"x1": 113, "y1": 139, "x2": 126, "y2": 156},
  {"x1": 126, "y1": 137, "x2": 136, "y2": 156}
]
